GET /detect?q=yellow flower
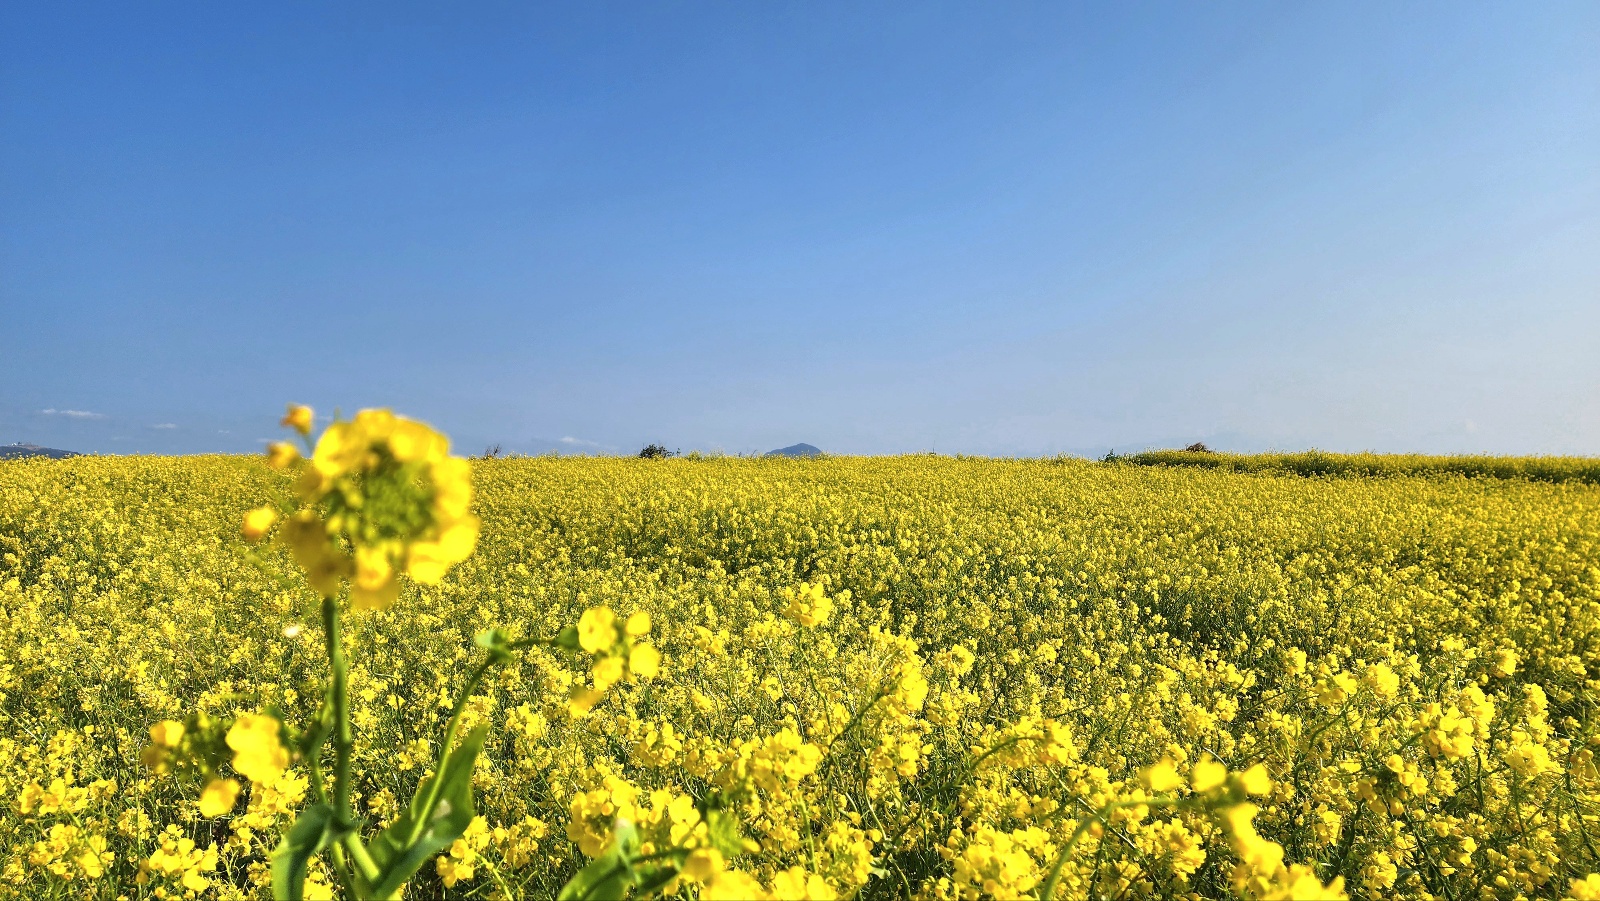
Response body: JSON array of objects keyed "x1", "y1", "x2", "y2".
[
  {"x1": 281, "y1": 404, "x2": 314, "y2": 435},
  {"x1": 406, "y1": 517, "x2": 480, "y2": 585},
  {"x1": 241, "y1": 506, "x2": 278, "y2": 542},
  {"x1": 351, "y1": 408, "x2": 397, "y2": 442},
  {"x1": 350, "y1": 576, "x2": 401, "y2": 611},
  {"x1": 578, "y1": 608, "x2": 618, "y2": 654},
  {"x1": 282, "y1": 511, "x2": 333, "y2": 566},
  {"x1": 431, "y1": 458, "x2": 473, "y2": 517},
  {"x1": 567, "y1": 688, "x2": 604, "y2": 718},
  {"x1": 1362, "y1": 662, "x2": 1399, "y2": 698},
  {"x1": 1494, "y1": 647, "x2": 1518, "y2": 677},
  {"x1": 769, "y1": 866, "x2": 837, "y2": 900},
  {"x1": 701, "y1": 871, "x2": 767, "y2": 900},
  {"x1": 353, "y1": 545, "x2": 393, "y2": 588},
  {"x1": 625, "y1": 611, "x2": 652, "y2": 637},
  {"x1": 1219, "y1": 803, "x2": 1284, "y2": 874},
  {"x1": 681, "y1": 847, "x2": 725, "y2": 882},
  {"x1": 1238, "y1": 763, "x2": 1272, "y2": 796},
  {"x1": 629, "y1": 643, "x2": 661, "y2": 680},
  {"x1": 1140, "y1": 759, "x2": 1183, "y2": 793},
  {"x1": 1568, "y1": 874, "x2": 1600, "y2": 901},
  {"x1": 592, "y1": 656, "x2": 625, "y2": 691},
  {"x1": 266, "y1": 441, "x2": 301, "y2": 469},
  {"x1": 389, "y1": 418, "x2": 449, "y2": 463},
  {"x1": 227, "y1": 713, "x2": 288, "y2": 784},
  {"x1": 1191, "y1": 756, "x2": 1228, "y2": 793},
  {"x1": 312, "y1": 420, "x2": 369, "y2": 479},
  {"x1": 198, "y1": 778, "x2": 240, "y2": 817},
  {"x1": 149, "y1": 720, "x2": 185, "y2": 747},
  {"x1": 73, "y1": 835, "x2": 110, "y2": 879},
  {"x1": 1274, "y1": 865, "x2": 1347, "y2": 900}
]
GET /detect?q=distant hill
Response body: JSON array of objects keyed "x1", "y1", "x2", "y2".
[
  {"x1": 766, "y1": 443, "x2": 822, "y2": 458},
  {"x1": 0, "y1": 443, "x2": 79, "y2": 460}
]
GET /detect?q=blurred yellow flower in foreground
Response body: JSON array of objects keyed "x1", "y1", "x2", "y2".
[
  {"x1": 280, "y1": 403, "x2": 314, "y2": 435},
  {"x1": 262, "y1": 406, "x2": 480, "y2": 608}
]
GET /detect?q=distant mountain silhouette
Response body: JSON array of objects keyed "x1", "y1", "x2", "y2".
[
  {"x1": 766, "y1": 443, "x2": 822, "y2": 457},
  {"x1": 0, "y1": 443, "x2": 79, "y2": 460}
]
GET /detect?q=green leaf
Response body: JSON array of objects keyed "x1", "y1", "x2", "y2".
[
  {"x1": 363, "y1": 726, "x2": 489, "y2": 898},
  {"x1": 557, "y1": 821, "x2": 640, "y2": 901},
  {"x1": 630, "y1": 863, "x2": 681, "y2": 898},
  {"x1": 706, "y1": 808, "x2": 747, "y2": 858},
  {"x1": 558, "y1": 858, "x2": 631, "y2": 901},
  {"x1": 556, "y1": 624, "x2": 581, "y2": 650},
  {"x1": 270, "y1": 803, "x2": 339, "y2": 901}
]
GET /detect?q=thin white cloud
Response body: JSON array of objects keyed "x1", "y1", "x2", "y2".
[
  {"x1": 41, "y1": 408, "x2": 105, "y2": 419},
  {"x1": 152, "y1": 423, "x2": 177, "y2": 429},
  {"x1": 559, "y1": 435, "x2": 604, "y2": 447}
]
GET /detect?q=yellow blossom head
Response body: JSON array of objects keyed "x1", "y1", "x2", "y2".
[
  {"x1": 226, "y1": 713, "x2": 288, "y2": 784},
  {"x1": 266, "y1": 441, "x2": 301, "y2": 469},
  {"x1": 1140, "y1": 759, "x2": 1184, "y2": 793},
  {"x1": 241, "y1": 506, "x2": 278, "y2": 543},
  {"x1": 1191, "y1": 756, "x2": 1228, "y2": 794},
  {"x1": 578, "y1": 607, "x2": 619, "y2": 653},
  {"x1": 281, "y1": 404, "x2": 314, "y2": 435},
  {"x1": 198, "y1": 777, "x2": 240, "y2": 818},
  {"x1": 265, "y1": 405, "x2": 479, "y2": 605}
]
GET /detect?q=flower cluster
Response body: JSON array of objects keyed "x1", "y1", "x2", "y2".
[
  {"x1": 781, "y1": 580, "x2": 839, "y2": 627},
  {"x1": 247, "y1": 405, "x2": 479, "y2": 608},
  {"x1": 138, "y1": 711, "x2": 289, "y2": 821},
  {"x1": 567, "y1": 606, "x2": 660, "y2": 715}
]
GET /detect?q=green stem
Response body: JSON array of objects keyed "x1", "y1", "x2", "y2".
[
  {"x1": 323, "y1": 595, "x2": 381, "y2": 889},
  {"x1": 323, "y1": 597, "x2": 352, "y2": 816},
  {"x1": 328, "y1": 843, "x2": 359, "y2": 900}
]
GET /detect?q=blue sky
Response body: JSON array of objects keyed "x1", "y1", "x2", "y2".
[{"x1": 3, "y1": 3, "x2": 1597, "y2": 457}]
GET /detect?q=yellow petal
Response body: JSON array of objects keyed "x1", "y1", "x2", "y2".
[
  {"x1": 390, "y1": 419, "x2": 448, "y2": 463},
  {"x1": 1139, "y1": 760, "x2": 1183, "y2": 793},
  {"x1": 567, "y1": 687, "x2": 604, "y2": 718},
  {"x1": 629, "y1": 643, "x2": 660, "y2": 680},
  {"x1": 242, "y1": 507, "x2": 278, "y2": 543},
  {"x1": 1191, "y1": 757, "x2": 1228, "y2": 793},
  {"x1": 354, "y1": 545, "x2": 393, "y2": 590},
  {"x1": 313, "y1": 421, "x2": 366, "y2": 477},
  {"x1": 149, "y1": 720, "x2": 185, "y2": 747},
  {"x1": 430, "y1": 458, "x2": 473, "y2": 516},
  {"x1": 407, "y1": 542, "x2": 449, "y2": 585},
  {"x1": 266, "y1": 441, "x2": 301, "y2": 470},
  {"x1": 350, "y1": 576, "x2": 401, "y2": 611},
  {"x1": 352, "y1": 408, "x2": 397, "y2": 441},
  {"x1": 681, "y1": 847, "x2": 725, "y2": 882},
  {"x1": 578, "y1": 608, "x2": 618, "y2": 654},
  {"x1": 436, "y1": 516, "x2": 480, "y2": 562},
  {"x1": 281, "y1": 404, "x2": 314, "y2": 435},
  {"x1": 1238, "y1": 763, "x2": 1272, "y2": 796},
  {"x1": 592, "y1": 655, "x2": 625, "y2": 691},
  {"x1": 198, "y1": 778, "x2": 241, "y2": 817}
]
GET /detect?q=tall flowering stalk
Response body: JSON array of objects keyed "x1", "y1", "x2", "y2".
[
  {"x1": 249, "y1": 406, "x2": 489, "y2": 898},
  {"x1": 151, "y1": 406, "x2": 666, "y2": 900}
]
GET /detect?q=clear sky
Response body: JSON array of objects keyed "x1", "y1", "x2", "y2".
[{"x1": 3, "y1": 3, "x2": 1597, "y2": 457}]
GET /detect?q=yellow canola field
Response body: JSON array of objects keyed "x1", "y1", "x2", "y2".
[{"x1": 3, "y1": 454, "x2": 1600, "y2": 900}]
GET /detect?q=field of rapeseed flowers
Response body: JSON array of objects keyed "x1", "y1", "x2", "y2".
[{"x1": 4, "y1": 414, "x2": 1600, "y2": 900}]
